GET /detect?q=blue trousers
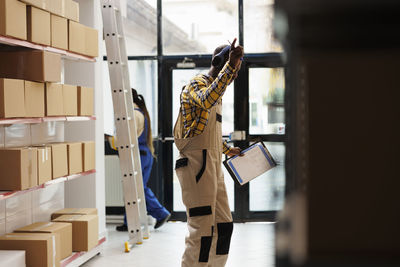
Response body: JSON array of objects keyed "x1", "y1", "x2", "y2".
[{"x1": 124, "y1": 149, "x2": 170, "y2": 224}]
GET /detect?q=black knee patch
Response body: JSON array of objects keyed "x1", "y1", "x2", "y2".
[
  {"x1": 175, "y1": 158, "x2": 188, "y2": 169},
  {"x1": 199, "y1": 236, "x2": 212, "y2": 262},
  {"x1": 216, "y1": 222, "x2": 233, "y2": 255},
  {"x1": 216, "y1": 113, "x2": 222, "y2": 122},
  {"x1": 189, "y1": 206, "x2": 212, "y2": 217}
]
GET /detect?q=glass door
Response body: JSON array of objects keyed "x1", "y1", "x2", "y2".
[
  {"x1": 231, "y1": 54, "x2": 286, "y2": 221},
  {"x1": 160, "y1": 53, "x2": 286, "y2": 222},
  {"x1": 248, "y1": 67, "x2": 286, "y2": 214}
]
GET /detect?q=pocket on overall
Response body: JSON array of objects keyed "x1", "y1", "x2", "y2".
[{"x1": 195, "y1": 149, "x2": 207, "y2": 183}]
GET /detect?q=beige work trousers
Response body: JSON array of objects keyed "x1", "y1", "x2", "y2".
[{"x1": 174, "y1": 102, "x2": 233, "y2": 267}]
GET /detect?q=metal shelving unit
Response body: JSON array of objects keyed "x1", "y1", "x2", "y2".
[
  {"x1": 0, "y1": 170, "x2": 97, "y2": 201},
  {"x1": 60, "y1": 237, "x2": 106, "y2": 267},
  {"x1": 0, "y1": 2, "x2": 105, "y2": 264},
  {"x1": 0, "y1": 35, "x2": 96, "y2": 62},
  {"x1": 0, "y1": 116, "x2": 96, "y2": 125}
]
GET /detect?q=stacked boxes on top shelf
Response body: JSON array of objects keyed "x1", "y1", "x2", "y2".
[
  {"x1": 0, "y1": 0, "x2": 27, "y2": 40},
  {"x1": 27, "y1": 5, "x2": 51, "y2": 45},
  {"x1": 1, "y1": 0, "x2": 98, "y2": 58}
]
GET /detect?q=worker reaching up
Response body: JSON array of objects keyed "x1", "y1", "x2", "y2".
[{"x1": 173, "y1": 38, "x2": 244, "y2": 267}]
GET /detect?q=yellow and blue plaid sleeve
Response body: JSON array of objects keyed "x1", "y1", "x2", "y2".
[
  {"x1": 188, "y1": 63, "x2": 236, "y2": 110},
  {"x1": 222, "y1": 140, "x2": 231, "y2": 155}
]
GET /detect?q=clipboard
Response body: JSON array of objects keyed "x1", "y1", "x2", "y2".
[{"x1": 223, "y1": 142, "x2": 277, "y2": 186}]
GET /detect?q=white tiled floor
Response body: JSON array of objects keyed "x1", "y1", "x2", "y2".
[{"x1": 83, "y1": 222, "x2": 276, "y2": 267}]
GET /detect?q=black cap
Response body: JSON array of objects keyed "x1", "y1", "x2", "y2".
[{"x1": 211, "y1": 45, "x2": 230, "y2": 68}]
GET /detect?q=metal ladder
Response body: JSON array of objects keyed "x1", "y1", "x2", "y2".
[{"x1": 101, "y1": 0, "x2": 149, "y2": 251}]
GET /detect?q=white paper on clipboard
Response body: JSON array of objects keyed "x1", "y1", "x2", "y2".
[{"x1": 223, "y1": 142, "x2": 277, "y2": 185}]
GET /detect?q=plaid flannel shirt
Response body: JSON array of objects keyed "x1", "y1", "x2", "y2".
[{"x1": 180, "y1": 62, "x2": 237, "y2": 155}]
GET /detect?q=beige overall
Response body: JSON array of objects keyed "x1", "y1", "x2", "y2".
[{"x1": 174, "y1": 101, "x2": 233, "y2": 267}]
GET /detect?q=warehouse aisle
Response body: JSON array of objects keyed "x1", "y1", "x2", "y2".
[{"x1": 83, "y1": 222, "x2": 275, "y2": 267}]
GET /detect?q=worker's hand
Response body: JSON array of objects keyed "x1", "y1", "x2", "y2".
[
  {"x1": 227, "y1": 147, "x2": 243, "y2": 157},
  {"x1": 228, "y1": 38, "x2": 244, "y2": 69}
]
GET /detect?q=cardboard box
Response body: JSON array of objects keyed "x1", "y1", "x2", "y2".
[
  {"x1": 67, "y1": 142, "x2": 83, "y2": 175},
  {"x1": 0, "y1": 78, "x2": 25, "y2": 118},
  {"x1": 14, "y1": 221, "x2": 72, "y2": 260},
  {"x1": 0, "y1": 147, "x2": 38, "y2": 191},
  {"x1": 85, "y1": 26, "x2": 98, "y2": 57},
  {"x1": 0, "y1": 232, "x2": 60, "y2": 267},
  {"x1": 25, "y1": 81, "x2": 45, "y2": 117},
  {"x1": 49, "y1": 0, "x2": 65, "y2": 17},
  {"x1": 37, "y1": 146, "x2": 52, "y2": 184},
  {"x1": 20, "y1": 0, "x2": 48, "y2": 10},
  {"x1": 78, "y1": 86, "x2": 94, "y2": 116},
  {"x1": 63, "y1": 84, "x2": 78, "y2": 116},
  {"x1": 83, "y1": 141, "x2": 95, "y2": 171},
  {"x1": 27, "y1": 6, "x2": 50, "y2": 45},
  {"x1": 45, "y1": 83, "x2": 63, "y2": 116},
  {"x1": 65, "y1": 0, "x2": 79, "y2": 22},
  {"x1": 0, "y1": 50, "x2": 61, "y2": 82},
  {"x1": 52, "y1": 214, "x2": 98, "y2": 252},
  {"x1": 68, "y1": 20, "x2": 85, "y2": 54},
  {"x1": 50, "y1": 143, "x2": 67, "y2": 178},
  {"x1": 50, "y1": 14, "x2": 67, "y2": 50},
  {"x1": 51, "y1": 208, "x2": 98, "y2": 220},
  {"x1": 0, "y1": 0, "x2": 27, "y2": 40}
]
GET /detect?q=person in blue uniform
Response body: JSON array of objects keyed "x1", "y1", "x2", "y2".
[{"x1": 114, "y1": 88, "x2": 171, "y2": 231}]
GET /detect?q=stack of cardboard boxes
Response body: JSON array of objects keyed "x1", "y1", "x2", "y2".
[
  {"x1": 0, "y1": 0, "x2": 98, "y2": 57},
  {"x1": 0, "y1": 51, "x2": 95, "y2": 191},
  {"x1": 0, "y1": 2, "x2": 99, "y2": 266},
  {"x1": 0, "y1": 51, "x2": 94, "y2": 119},
  {"x1": 0, "y1": 141, "x2": 95, "y2": 191},
  {"x1": 0, "y1": 208, "x2": 98, "y2": 267}
]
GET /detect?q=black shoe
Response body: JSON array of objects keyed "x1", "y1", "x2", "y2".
[
  {"x1": 116, "y1": 224, "x2": 128, "y2": 232},
  {"x1": 154, "y1": 214, "x2": 171, "y2": 229}
]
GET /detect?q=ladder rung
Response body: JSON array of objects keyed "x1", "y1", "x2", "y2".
[{"x1": 127, "y1": 198, "x2": 141, "y2": 204}]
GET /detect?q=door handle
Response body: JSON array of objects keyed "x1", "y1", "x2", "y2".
[
  {"x1": 159, "y1": 137, "x2": 175, "y2": 142},
  {"x1": 229, "y1": 131, "x2": 246, "y2": 141}
]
